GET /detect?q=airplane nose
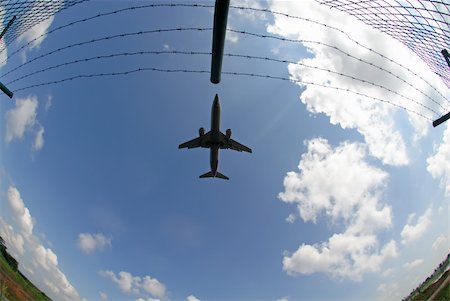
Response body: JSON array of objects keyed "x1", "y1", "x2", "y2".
[{"x1": 213, "y1": 94, "x2": 220, "y2": 106}]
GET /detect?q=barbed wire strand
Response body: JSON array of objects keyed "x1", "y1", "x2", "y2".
[
  {"x1": 11, "y1": 67, "x2": 433, "y2": 122},
  {"x1": 5, "y1": 50, "x2": 441, "y2": 115},
  {"x1": 3, "y1": 3, "x2": 446, "y2": 106}
]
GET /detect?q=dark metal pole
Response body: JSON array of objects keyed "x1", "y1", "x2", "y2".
[
  {"x1": 433, "y1": 112, "x2": 450, "y2": 127},
  {"x1": 0, "y1": 16, "x2": 15, "y2": 99},
  {"x1": 0, "y1": 82, "x2": 13, "y2": 98},
  {"x1": 0, "y1": 16, "x2": 16, "y2": 41},
  {"x1": 442, "y1": 49, "x2": 450, "y2": 68},
  {"x1": 210, "y1": 0, "x2": 230, "y2": 84}
]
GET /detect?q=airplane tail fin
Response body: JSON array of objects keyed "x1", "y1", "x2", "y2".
[{"x1": 199, "y1": 171, "x2": 229, "y2": 180}]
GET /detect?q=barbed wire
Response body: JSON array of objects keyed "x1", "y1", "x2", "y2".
[
  {"x1": 11, "y1": 66, "x2": 433, "y2": 122},
  {"x1": 5, "y1": 50, "x2": 442, "y2": 115},
  {"x1": 2, "y1": 26, "x2": 447, "y2": 112},
  {"x1": 2, "y1": 3, "x2": 447, "y2": 105},
  {"x1": 0, "y1": 28, "x2": 212, "y2": 78}
]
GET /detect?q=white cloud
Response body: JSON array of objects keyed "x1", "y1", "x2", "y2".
[
  {"x1": 6, "y1": 186, "x2": 34, "y2": 236},
  {"x1": 99, "y1": 270, "x2": 166, "y2": 300},
  {"x1": 381, "y1": 268, "x2": 395, "y2": 278},
  {"x1": 187, "y1": 295, "x2": 201, "y2": 301},
  {"x1": 377, "y1": 283, "x2": 401, "y2": 301},
  {"x1": 279, "y1": 138, "x2": 389, "y2": 224},
  {"x1": 77, "y1": 232, "x2": 111, "y2": 254},
  {"x1": 18, "y1": 15, "x2": 55, "y2": 62},
  {"x1": 267, "y1": 0, "x2": 449, "y2": 166},
  {"x1": 142, "y1": 275, "x2": 166, "y2": 299},
  {"x1": 276, "y1": 297, "x2": 289, "y2": 301},
  {"x1": 432, "y1": 234, "x2": 448, "y2": 251},
  {"x1": 45, "y1": 95, "x2": 52, "y2": 111},
  {"x1": 4, "y1": 96, "x2": 46, "y2": 152},
  {"x1": 100, "y1": 291, "x2": 108, "y2": 300},
  {"x1": 225, "y1": 28, "x2": 239, "y2": 44},
  {"x1": 33, "y1": 124, "x2": 45, "y2": 151},
  {"x1": 231, "y1": 0, "x2": 267, "y2": 21},
  {"x1": 5, "y1": 97, "x2": 38, "y2": 144},
  {"x1": 427, "y1": 123, "x2": 450, "y2": 196},
  {"x1": 0, "y1": 185, "x2": 82, "y2": 301},
  {"x1": 285, "y1": 213, "x2": 296, "y2": 224},
  {"x1": 403, "y1": 259, "x2": 424, "y2": 271},
  {"x1": 279, "y1": 138, "x2": 396, "y2": 281},
  {"x1": 400, "y1": 208, "x2": 432, "y2": 245}
]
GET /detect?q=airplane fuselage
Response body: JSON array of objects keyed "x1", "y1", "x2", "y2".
[{"x1": 209, "y1": 95, "x2": 221, "y2": 176}]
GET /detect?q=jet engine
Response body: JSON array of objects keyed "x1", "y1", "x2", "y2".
[
  {"x1": 199, "y1": 127, "x2": 205, "y2": 137},
  {"x1": 226, "y1": 129, "x2": 232, "y2": 139}
]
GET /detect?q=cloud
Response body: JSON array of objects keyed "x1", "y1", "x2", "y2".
[
  {"x1": 381, "y1": 268, "x2": 395, "y2": 278},
  {"x1": 18, "y1": 14, "x2": 55, "y2": 61},
  {"x1": 267, "y1": 0, "x2": 449, "y2": 166},
  {"x1": 377, "y1": 283, "x2": 401, "y2": 301},
  {"x1": 99, "y1": 270, "x2": 166, "y2": 300},
  {"x1": 400, "y1": 208, "x2": 431, "y2": 245},
  {"x1": 231, "y1": 0, "x2": 267, "y2": 21},
  {"x1": 225, "y1": 27, "x2": 239, "y2": 43},
  {"x1": 100, "y1": 291, "x2": 108, "y2": 300},
  {"x1": 427, "y1": 123, "x2": 450, "y2": 196},
  {"x1": 5, "y1": 97, "x2": 38, "y2": 143},
  {"x1": 403, "y1": 259, "x2": 424, "y2": 271},
  {"x1": 77, "y1": 232, "x2": 111, "y2": 254},
  {"x1": 5, "y1": 96, "x2": 47, "y2": 152},
  {"x1": 285, "y1": 213, "x2": 296, "y2": 224},
  {"x1": 432, "y1": 234, "x2": 448, "y2": 251},
  {"x1": 6, "y1": 186, "x2": 34, "y2": 236},
  {"x1": 279, "y1": 138, "x2": 397, "y2": 281},
  {"x1": 33, "y1": 124, "x2": 45, "y2": 151},
  {"x1": 0, "y1": 186, "x2": 82, "y2": 301},
  {"x1": 187, "y1": 295, "x2": 201, "y2": 301}
]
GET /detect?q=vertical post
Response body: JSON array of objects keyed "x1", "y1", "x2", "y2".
[
  {"x1": 0, "y1": 16, "x2": 16, "y2": 99},
  {"x1": 210, "y1": 0, "x2": 230, "y2": 84},
  {"x1": 442, "y1": 49, "x2": 450, "y2": 68},
  {"x1": 0, "y1": 15, "x2": 16, "y2": 41}
]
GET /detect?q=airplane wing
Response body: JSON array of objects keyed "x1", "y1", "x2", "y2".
[
  {"x1": 228, "y1": 138, "x2": 252, "y2": 153},
  {"x1": 179, "y1": 137, "x2": 202, "y2": 149},
  {"x1": 219, "y1": 133, "x2": 252, "y2": 153}
]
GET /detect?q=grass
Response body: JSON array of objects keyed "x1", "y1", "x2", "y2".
[{"x1": 0, "y1": 251, "x2": 51, "y2": 301}]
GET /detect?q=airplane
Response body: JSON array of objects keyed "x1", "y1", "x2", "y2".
[{"x1": 179, "y1": 94, "x2": 252, "y2": 180}]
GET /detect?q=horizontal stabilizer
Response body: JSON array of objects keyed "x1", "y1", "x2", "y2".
[{"x1": 199, "y1": 171, "x2": 229, "y2": 180}]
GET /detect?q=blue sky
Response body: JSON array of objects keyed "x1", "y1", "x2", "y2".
[{"x1": 0, "y1": 1, "x2": 449, "y2": 301}]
